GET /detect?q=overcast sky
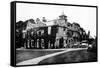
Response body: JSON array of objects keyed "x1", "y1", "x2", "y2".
[{"x1": 16, "y1": 3, "x2": 96, "y2": 37}]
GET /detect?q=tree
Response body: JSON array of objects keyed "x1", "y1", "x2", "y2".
[{"x1": 16, "y1": 20, "x2": 28, "y2": 48}]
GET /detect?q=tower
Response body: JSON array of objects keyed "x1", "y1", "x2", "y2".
[{"x1": 59, "y1": 11, "x2": 67, "y2": 21}]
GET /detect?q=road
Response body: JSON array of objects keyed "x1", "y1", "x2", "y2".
[{"x1": 17, "y1": 48, "x2": 87, "y2": 65}]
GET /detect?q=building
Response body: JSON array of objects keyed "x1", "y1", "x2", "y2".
[{"x1": 20, "y1": 12, "x2": 88, "y2": 49}]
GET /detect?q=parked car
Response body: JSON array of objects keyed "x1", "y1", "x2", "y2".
[{"x1": 80, "y1": 40, "x2": 88, "y2": 48}]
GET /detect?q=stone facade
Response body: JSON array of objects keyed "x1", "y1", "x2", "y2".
[{"x1": 19, "y1": 13, "x2": 88, "y2": 49}]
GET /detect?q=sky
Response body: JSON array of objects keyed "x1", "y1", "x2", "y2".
[{"x1": 16, "y1": 3, "x2": 96, "y2": 38}]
